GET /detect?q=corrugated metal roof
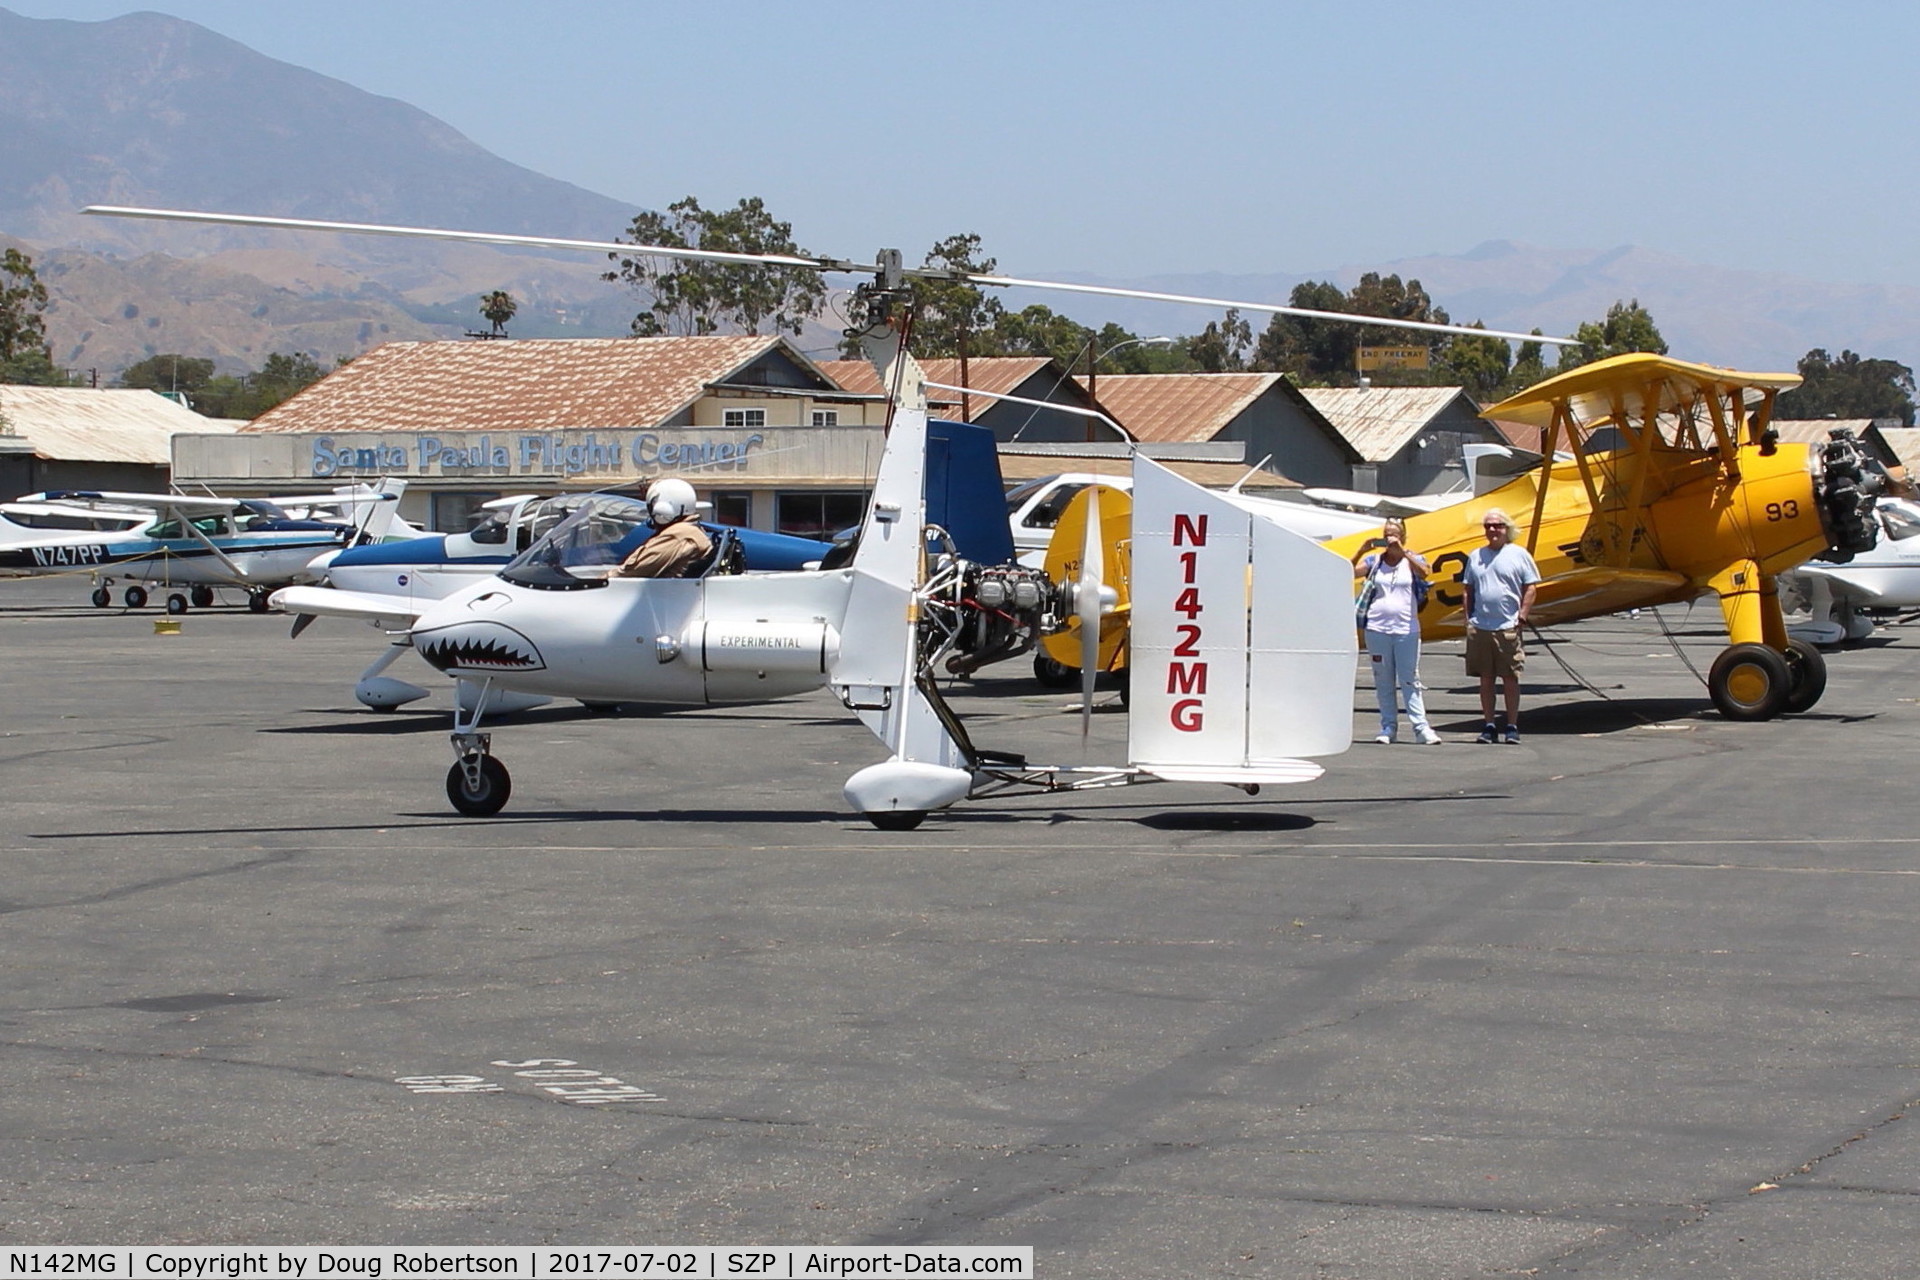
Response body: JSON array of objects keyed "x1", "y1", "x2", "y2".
[
  {"x1": 0, "y1": 386, "x2": 236, "y2": 464},
  {"x1": 1873, "y1": 427, "x2": 1920, "y2": 469},
  {"x1": 1769, "y1": 418, "x2": 1881, "y2": 445},
  {"x1": 1299, "y1": 385, "x2": 1475, "y2": 462},
  {"x1": 243, "y1": 336, "x2": 805, "y2": 434}
]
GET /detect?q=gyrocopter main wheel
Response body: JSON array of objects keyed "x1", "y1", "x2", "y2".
[
  {"x1": 446, "y1": 755, "x2": 512, "y2": 817},
  {"x1": 1707, "y1": 643, "x2": 1791, "y2": 721},
  {"x1": 866, "y1": 810, "x2": 927, "y2": 832}
]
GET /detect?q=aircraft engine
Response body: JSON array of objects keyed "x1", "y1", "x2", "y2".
[
  {"x1": 922, "y1": 560, "x2": 1054, "y2": 677},
  {"x1": 1812, "y1": 429, "x2": 1890, "y2": 563}
]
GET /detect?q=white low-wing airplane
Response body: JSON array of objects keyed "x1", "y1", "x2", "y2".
[
  {"x1": 0, "y1": 483, "x2": 407, "y2": 611},
  {"x1": 274, "y1": 336, "x2": 1360, "y2": 827},
  {"x1": 1781, "y1": 495, "x2": 1920, "y2": 645},
  {"x1": 302, "y1": 490, "x2": 835, "y2": 709}
]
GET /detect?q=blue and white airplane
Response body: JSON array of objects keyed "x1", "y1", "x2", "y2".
[{"x1": 0, "y1": 483, "x2": 407, "y2": 612}]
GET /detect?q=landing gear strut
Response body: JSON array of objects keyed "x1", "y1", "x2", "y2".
[{"x1": 445, "y1": 680, "x2": 512, "y2": 816}]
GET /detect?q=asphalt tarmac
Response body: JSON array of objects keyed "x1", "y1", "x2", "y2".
[{"x1": 3, "y1": 575, "x2": 1918, "y2": 1277}]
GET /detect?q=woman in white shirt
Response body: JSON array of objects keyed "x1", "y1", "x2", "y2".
[{"x1": 1352, "y1": 518, "x2": 1440, "y2": 744}]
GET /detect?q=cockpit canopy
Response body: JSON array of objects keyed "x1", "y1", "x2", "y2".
[{"x1": 501, "y1": 494, "x2": 652, "y2": 589}]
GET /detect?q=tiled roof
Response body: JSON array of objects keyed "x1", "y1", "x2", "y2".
[
  {"x1": 0, "y1": 386, "x2": 236, "y2": 463},
  {"x1": 1300, "y1": 385, "x2": 1477, "y2": 462},
  {"x1": 995, "y1": 454, "x2": 1300, "y2": 490},
  {"x1": 1078, "y1": 373, "x2": 1277, "y2": 444},
  {"x1": 243, "y1": 336, "x2": 803, "y2": 434},
  {"x1": 819, "y1": 357, "x2": 1056, "y2": 405}
]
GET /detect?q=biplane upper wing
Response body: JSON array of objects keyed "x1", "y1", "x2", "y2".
[{"x1": 1482, "y1": 353, "x2": 1802, "y2": 429}]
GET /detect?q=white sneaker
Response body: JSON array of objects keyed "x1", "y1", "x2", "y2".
[
  {"x1": 1416, "y1": 728, "x2": 1442, "y2": 745},
  {"x1": 1373, "y1": 733, "x2": 1394, "y2": 745}
]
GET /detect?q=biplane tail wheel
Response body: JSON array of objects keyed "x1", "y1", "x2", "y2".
[
  {"x1": 1033, "y1": 652, "x2": 1077, "y2": 688},
  {"x1": 446, "y1": 755, "x2": 511, "y2": 817},
  {"x1": 1782, "y1": 637, "x2": 1828, "y2": 714},
  {"x1": 1708, "y1": 643, "x2": 1791, "y2": 721}
]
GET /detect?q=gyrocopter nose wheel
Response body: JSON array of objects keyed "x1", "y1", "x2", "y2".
[{"x1": 446, "y1": 754, "x2": 512, "y2": 816}]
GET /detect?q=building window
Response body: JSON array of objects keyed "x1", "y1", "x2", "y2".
[
  {"x1": 810, "y1": 409, "x2": 839, "y2": 427},
  {"x1": 432, "y1": 492, "x2": 498, "y2": 533},
  {"x1": 709, "y1": 491, "x2": 752, "y2": 527},
  {"x1": 776, "y1": 490, "x2": 867, "y2": 540},
  {"x1": 724, "y1": 408, "x2": 767, "y2": 429}
]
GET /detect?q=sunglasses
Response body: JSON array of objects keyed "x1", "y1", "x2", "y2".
[{"x1": 1482, "y1": 522, "x2": 1509, "y2": 531}]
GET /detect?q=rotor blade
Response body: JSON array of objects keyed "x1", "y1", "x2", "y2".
[
  {"x1": 1078, "y1": 492, "x2": 1104, "y2": 747},
  {"x1": 950, "y1": 271, "x2": 1581, "y2": 347},
  {"x1": 81, "y1": 206, "x2": 866, "y2": 274}
]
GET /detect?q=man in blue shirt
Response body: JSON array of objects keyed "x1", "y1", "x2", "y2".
[{"x1": 1462, "y1": 508, "x2": 1541, "y2": 743}]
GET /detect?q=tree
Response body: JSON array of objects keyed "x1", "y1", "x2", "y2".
[
  {"x1": 1250, "y1": 275, "x2": 1449, "y2": 383},
  {"x1": 1185, "y1": 309, "x2": 1253, "y2": 372},
  {"x1": 479, "y1": 290, "x2": 517, "y2": 337},
  {"x1": 191, "y1": 351, "x2": 338, "y2": 420},
  {"x1": 120, "y1": 353, "x2": 216, "y2": 401},
  {"x1": 1554, "y1": 299, "x2": 1667, "y2": 372},
  {"x1": 1436, "y1": 326, "x2": 1512, "y2": 401},
  {"x1": 0, "y1": 247, "x2": 56, "y2": 383},
  {"x1": 1776, "y1": 349, "x2": 1916, "y2": 425},
  {"x1": 605, "y1": 196, "x2": 826, "y2": 338}
]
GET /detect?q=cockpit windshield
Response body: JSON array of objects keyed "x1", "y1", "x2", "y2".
[{"x1": 500, "y1": 494, "x2": 651, "y2": 589}]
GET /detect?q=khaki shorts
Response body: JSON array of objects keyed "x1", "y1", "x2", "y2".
[{"x1": 1465, "y1": 626, "x2": 1526, "y2": 678}]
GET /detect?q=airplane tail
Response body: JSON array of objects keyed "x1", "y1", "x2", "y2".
[
  {"x1": 828, "y1": 338, "x2": 975, "y2": 825},
  {"x1": 1127, "y1": 457, "x2": 1354, "y2": 784},
  {"x1": 338, "y1": 479, "x2": 409, "y2": 544}
]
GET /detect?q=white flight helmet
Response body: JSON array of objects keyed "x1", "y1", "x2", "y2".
[{"x1": 646, "y1": 478, "x2": 698, "y2": 527}]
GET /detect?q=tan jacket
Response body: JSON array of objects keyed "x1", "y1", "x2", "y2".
[{"x1": 617, "y1": 520, "x2": 713, "y2": 578}]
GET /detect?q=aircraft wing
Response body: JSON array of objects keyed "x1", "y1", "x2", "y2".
[
  {"x1": 1784, "y1": 563, "x2": 1894, "y2": 604},
  {"x1": 270, "y1": 584, "x2": 422, "y2": 629},
  {"x1": 1300, "y1": 487, "x2": 1467, "y2": 517},
  {"x1": 41, "y1": 490, "x2": 240, "y2": 517}
]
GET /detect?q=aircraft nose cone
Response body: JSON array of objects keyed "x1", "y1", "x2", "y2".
[{"x1": 411, "y1": 594, "x2": 548, "y2": 675}]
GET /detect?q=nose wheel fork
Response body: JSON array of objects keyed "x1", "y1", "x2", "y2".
[{"x1": 446, "y1": 731, "x2": 512, "y2": 816}]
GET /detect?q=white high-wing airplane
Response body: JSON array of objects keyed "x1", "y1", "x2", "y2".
[
  {"x1": 0, "y1": 483, "x2": 407, "y2": 612},
  {"x1": 1781, "y1": 495, "x2": 1920, "y2": 645}
]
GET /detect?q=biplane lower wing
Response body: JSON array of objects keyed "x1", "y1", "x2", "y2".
[{"x1": 1531, "y1": 567, "x2": 1696, "y2": 625}]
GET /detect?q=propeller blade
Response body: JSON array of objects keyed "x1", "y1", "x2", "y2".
[{"x1": 1078, "y1": 491, "x2": 1104, "y2": 746}]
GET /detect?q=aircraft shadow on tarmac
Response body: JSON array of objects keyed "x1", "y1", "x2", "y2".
[{"x1": 261, "y1": 704, "x2": 854, "y2": 736}]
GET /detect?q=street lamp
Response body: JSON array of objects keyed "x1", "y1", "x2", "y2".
[{"x1": 1084, "y1": 335, "x2": 1175, "y2": 407}]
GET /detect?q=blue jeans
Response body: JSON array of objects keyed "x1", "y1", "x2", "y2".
[{"x1": 1364, "y1": 628, "x2": 1431, "y2": 739}]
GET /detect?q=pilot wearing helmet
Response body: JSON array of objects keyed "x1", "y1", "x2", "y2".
[{"x1": 616, "y1": 478, "x2": 714, "y2": 578}]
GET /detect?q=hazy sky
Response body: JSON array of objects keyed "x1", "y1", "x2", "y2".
[{"x1": 16, "y1": 1, "x2": 1919, "y2": 288}]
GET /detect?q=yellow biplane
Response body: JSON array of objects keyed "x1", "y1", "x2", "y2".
[{"x1": 1046, "y1": 353, "x2": 1889, "y2": 722}]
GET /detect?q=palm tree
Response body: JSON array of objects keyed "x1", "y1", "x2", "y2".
[{"x1": 479, "y1": 290, "x2": 517, "y2": 338}]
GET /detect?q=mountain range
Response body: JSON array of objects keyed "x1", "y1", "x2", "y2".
[{"x1": 3, "y1": 6, "x2": 1915, "y2": 383}]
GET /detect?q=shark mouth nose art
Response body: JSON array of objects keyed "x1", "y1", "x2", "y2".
[{"x1": 414, "y1": 621, "x2": 546, "y2": 673}]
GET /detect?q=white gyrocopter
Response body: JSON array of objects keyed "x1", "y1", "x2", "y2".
[{"x1": 83, "y1": 205, "x2": 1578, "y2": 827}]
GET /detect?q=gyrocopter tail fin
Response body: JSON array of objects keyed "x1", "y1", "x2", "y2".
[
  {"x1": 1128, "y1": 457, "x2": 1354, "y2": 784},
  {"x1": 829, "y1": 331, "x2": 974, "y2": 829}
]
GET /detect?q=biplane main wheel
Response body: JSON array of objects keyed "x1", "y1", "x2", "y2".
[
  {"x1": 166, "y1": 593, "x2": 188, "y2": 615},
  {"x1": 446, "y1": 755, "x2": 511, "y2": 817},
  {"x1": 123, "y1": 585, "x2": 147, "y2": 609},
  {"x1": 89, "y1": 587, "x2": 111, "y2": 608},
  {"x1": 866, "y1": 810, "x2": 926, "y2": 832},
  {"x1": 1782, "y1": 637, "x2": 1828, "y2": 714},
  {"x1": 1033, "y1": 653, "x2": 1077, "y2": 688},
  {"x1": 190, "y1": 585, "x2": 214, "y2": 609},
  {"x1": 1707, "y1": 643, "x2": 1791, "y2": 721}
]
